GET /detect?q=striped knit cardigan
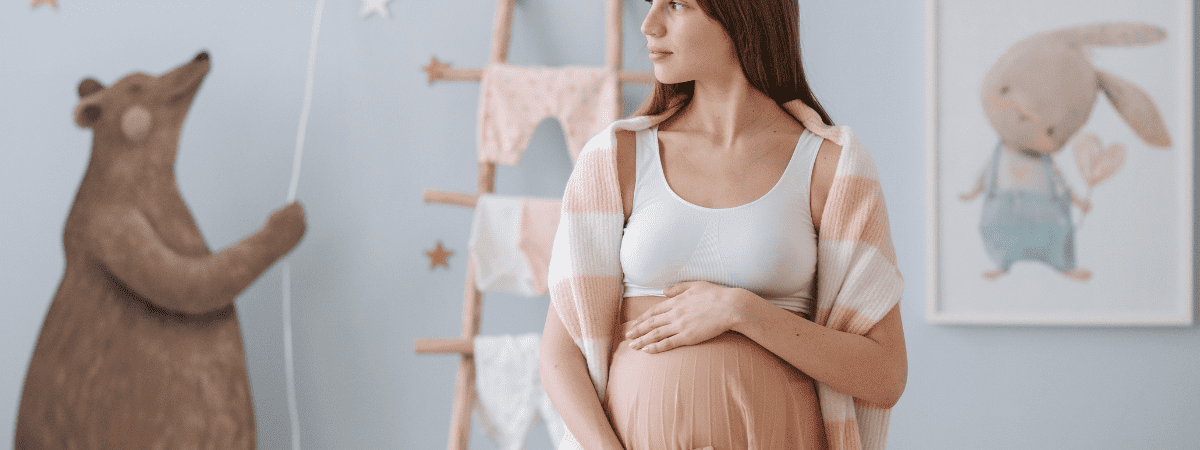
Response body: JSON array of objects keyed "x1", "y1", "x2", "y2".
[{"x1": 547, "y1": 99, "x2": 904, "y2": 450}]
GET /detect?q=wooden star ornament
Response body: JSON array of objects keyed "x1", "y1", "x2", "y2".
[
  {"x1": 423, "y1": 56, "x2": 450, "y2": 84},
  {"x1": 425, "y1": 241, "x2": 452, "y2": 269},
  {"x1": 31, "y1": 0, "x2": 57, "y2": 10}
]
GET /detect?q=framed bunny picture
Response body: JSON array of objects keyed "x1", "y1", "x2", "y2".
[{"x1": 925, "y1": 0, "x2": 1194, "y2": 325}]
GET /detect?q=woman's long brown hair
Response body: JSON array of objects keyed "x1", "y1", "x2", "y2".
[{"x1": 632, "y1": 0, "x2": 833, "y2": 126}]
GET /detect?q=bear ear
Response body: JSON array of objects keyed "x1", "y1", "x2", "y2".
[{"x1": 78, "y1": 78, "x2": 104, "y2": 98}]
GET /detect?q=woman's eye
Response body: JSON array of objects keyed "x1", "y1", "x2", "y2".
[
  {"x1": 1046, "y1": 126, "x2": 1055, "y2": 136},
  {"x1": 645, "y1": 0, "x2": 683, "y2": 11}
]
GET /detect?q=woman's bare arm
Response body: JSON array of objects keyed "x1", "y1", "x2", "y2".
[
  {"x1": 538, "y1": 129, "x2": 636, "y2": 450},
  {"x1": 540, "y1": 302, "x2": 625, "y2": 450},
  {"x1": 734, "y1": 297, "x2": 907, "y2": 407},
  {"x1": 780, "y1": 137, "x2": 907, "y2": 406}
]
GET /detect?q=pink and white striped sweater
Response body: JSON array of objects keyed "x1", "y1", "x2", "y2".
[{"x1": 547, "y1": 99, "x2": 904, "y2": 450}]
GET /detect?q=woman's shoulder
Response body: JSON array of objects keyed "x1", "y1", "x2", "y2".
[
  {"x1": 813, "y1": 137, "x2": 842, "y2": 176},
  {"x1": 790, "y1": 111, "x2": 880, "y2": 183},
  {"x1": 567, "y1": 119, "x2": 648, "y2": 203}
]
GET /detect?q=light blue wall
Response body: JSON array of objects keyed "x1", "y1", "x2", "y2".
[{"x1": 1, "y1": 1, "x2": 1197, "y2": 449}]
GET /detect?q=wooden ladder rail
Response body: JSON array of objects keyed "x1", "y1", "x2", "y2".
[
  {"x1": 413, "y1": 2, "x2": 510, "y2": 449},
  {"x1": 421, "y1": 0, "x2": 653, "y2": 87},
  {"x1": 413, "y1": 0, "x2": 645, "y2": 448}
]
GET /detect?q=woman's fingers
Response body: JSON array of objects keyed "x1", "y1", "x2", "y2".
[
  {"x1": 643, "y1": 332, "x2": 695, "y2": 353},
  {"x1": 631, "y1": 296, "x2": 679, "y2": 329},
  {"x1": 645, "y1": 334, "x2": 678, "y2": 353},
  {"x1": 663, "y1": 281, "x2": 694, "y2": 297},
  {"x1": 629, "y1": 321, "x2": 674, "y2": 349}
]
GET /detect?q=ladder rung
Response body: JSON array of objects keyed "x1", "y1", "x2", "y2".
[
  {"x1": 423, "y1": 56, "x2": 654, "y2": 85},
  {"x1": 414, "y1": 338, "x2": 474, "y2": 355},
  {"x1": 423, "y1": 190, "x2": 477, "y2": 208}
]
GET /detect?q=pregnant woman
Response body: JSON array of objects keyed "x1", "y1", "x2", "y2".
[{"x1": 541, "y1": 0, "x2": 907, "y2": 449}]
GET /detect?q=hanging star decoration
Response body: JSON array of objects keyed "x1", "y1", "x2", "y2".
[
  {"x1": 31, "y1": 0, "x2": 57, "y2": 10},
  {"x1": 423, "y1": 56, "x2": 450, "y2": 84},
  {"x1": 360, "y1": 0, "x2": 392, "y2": 19},
  {"x1": 425, "y1": 241, "x2": 452, "y2": 269}
]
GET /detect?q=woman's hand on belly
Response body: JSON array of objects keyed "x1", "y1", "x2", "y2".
[{"x1": 625, "y1": 281, "x2": 749, "y2": 354}]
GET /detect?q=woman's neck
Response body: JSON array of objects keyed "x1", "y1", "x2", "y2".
[{"x1": 670, "y1": 76, "x2": 787, "y2": 149}]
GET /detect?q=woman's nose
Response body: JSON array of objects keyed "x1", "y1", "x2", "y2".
[{"x1": 641, "y1": 2, "x2": 663, "y2": 37}]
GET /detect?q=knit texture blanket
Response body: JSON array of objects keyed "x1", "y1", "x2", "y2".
[{"x1": 547, "y1": 99, "x2": 904, "y2": 450}]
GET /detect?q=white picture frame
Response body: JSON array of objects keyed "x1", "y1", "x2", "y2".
[{"x1": 925, "y1": 0, "x2": 1194, "y2": 325}]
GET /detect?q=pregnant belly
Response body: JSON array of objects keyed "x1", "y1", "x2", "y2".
[{"x1": 604, "y1": 296, "x2": 827, "y2": 450}]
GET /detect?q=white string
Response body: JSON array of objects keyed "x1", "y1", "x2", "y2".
[
  {"x1": 282, "y1": 1, "x2": 326, "y2": 449},
  {"x1": 281, "y1": 262, "x2": 301, "y2": 450},
  {"x1": 289, "y1": 0, "x2": 325, "y2": 204}
]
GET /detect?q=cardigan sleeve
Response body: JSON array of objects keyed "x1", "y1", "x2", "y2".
[
  {"x1": 546, "y1": 125, "x2": 627, "y2": 403},
  {"x1": 813, "y1": 128, "x2": 903, "y2": 332},
  {"x1": 812, "y1": 127, "x2": 904, "y2": 450}
]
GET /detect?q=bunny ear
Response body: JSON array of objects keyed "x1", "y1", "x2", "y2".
[
  {"x1": 1097, "y1": 69, "x2": 1172, "y2": 148},
  {"x1": 1057, "y1": 22, "x2": 1166, "y2": 47}
]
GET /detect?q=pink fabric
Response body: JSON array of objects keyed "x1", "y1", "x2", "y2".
[
  {"x1": 470, "y1": 195, "x2": 562, "y2": 297},
  {"x1": 478, "y1": 64, "x2": 619, "y2": 165},
  {"x1": 605, "y1": 319, "x2": 827, "y2": 450},
  {"x1": 517, "y1": 198, "x2": 562, "y2": 296}
]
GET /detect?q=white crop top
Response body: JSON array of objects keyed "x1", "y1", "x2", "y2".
[{"x1": 620, "y1": 126, "x2": 821, "y2": 316}]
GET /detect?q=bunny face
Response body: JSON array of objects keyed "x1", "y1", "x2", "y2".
[
  {"x1": 980, "y1": 37, "x2": 1098, "y2": 156},
  {"x1": 978, "y1": 23, "x2": 1172, "y2": 155}
]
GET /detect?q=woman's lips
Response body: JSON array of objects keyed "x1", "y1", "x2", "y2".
[{"x1": 649, "y1": 50, "x2": 672, "y2": 61}]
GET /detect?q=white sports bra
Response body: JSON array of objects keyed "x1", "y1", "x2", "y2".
[{"x1": 620, "y1": 126, "x2": 820, "y2": 316}]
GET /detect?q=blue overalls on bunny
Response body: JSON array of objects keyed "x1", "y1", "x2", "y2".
[{"x1": 980, "y1": 142, "x2": 1076, "y2": 272}]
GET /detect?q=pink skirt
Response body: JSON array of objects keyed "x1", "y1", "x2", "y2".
[{"x1": 604, "y1": 320, "x2": 828, "y2": 450}]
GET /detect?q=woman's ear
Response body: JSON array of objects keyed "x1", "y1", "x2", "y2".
[{"x1": 1097, "y1": 69, "x2": 1171, "y2": 147}]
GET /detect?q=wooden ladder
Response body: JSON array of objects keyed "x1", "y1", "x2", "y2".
[{"x1": 413, "y1": 1, "x2": 650, "y2": 448}]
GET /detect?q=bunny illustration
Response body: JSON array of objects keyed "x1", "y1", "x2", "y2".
[{"x1": 958, "y1": 23, "x2": 1172, "y2": 281}]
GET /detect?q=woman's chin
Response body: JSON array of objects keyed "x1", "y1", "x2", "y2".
[{"x1": 652, "y1": 70, "x2": 688, "y2": 85}]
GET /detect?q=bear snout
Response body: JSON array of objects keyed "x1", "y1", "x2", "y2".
[{"x1": 194, "y1": 51, "x2": 208, "y2": 63}]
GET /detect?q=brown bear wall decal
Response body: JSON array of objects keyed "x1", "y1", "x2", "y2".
[{"x1": 14, "y1": 51, "x2": 306, "y2": 450}]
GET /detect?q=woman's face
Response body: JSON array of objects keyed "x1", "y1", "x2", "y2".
[{"x1": 641, "y1": 0, "x2": 740, "y2": 85}]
